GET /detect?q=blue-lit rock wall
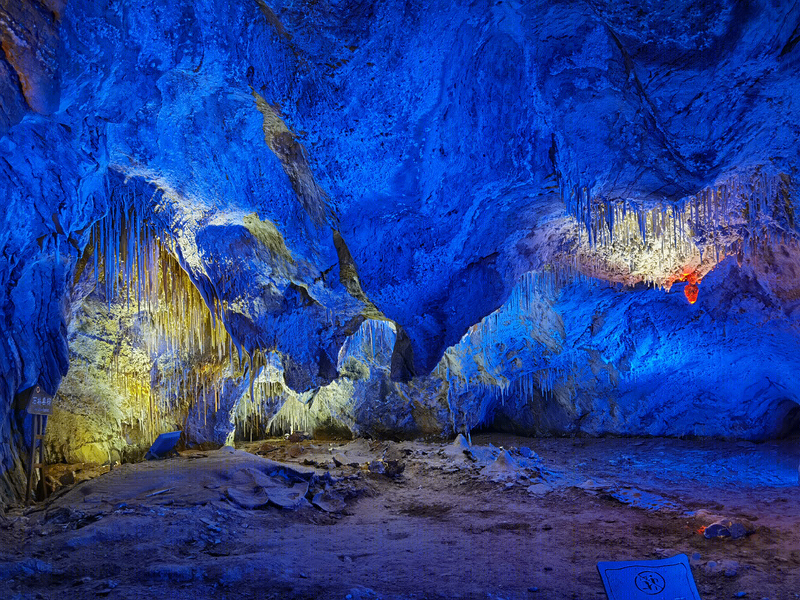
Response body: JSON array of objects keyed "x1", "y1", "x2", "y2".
[
  {"x1": 443, "y1": 257, "x2": 800, "y2": 440},
  {"x1": 1, "y1": 0, "x2": 799, "y2": 501}
]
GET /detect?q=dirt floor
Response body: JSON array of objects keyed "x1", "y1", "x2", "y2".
[{"x1": 0, "y1": 434, "x2": 798, "y2": 600}]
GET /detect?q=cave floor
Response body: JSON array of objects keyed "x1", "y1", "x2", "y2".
[{"x1": 0, "y1": 434, "x2": 798, "y2": 600}]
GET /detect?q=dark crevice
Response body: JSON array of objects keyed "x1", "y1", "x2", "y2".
[{"x1": 779, "y1": 22, "x2": 800, "y2": 57}]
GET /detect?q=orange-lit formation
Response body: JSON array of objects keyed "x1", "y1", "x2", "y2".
[{"x1": 679, "y1": 271, "x2": 700, "y2": 304}]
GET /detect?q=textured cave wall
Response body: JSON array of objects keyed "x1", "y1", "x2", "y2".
[
  {"x1": 442, "y1": 253, "x2": 800, "y2": 440},
  {"x1": 45, "y1": 271, "x2": 254, "y2": 464},
  {"x1": 0, "y1": 0, "x2": 799, "y2": 503},
  {"x1": 221, "y1": 319, "x2": 449, "y2": 443}
]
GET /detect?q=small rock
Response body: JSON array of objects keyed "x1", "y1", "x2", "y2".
[
  {"x1": 703, "y1": 518, "x2": 753, "y2": 540},
  {"x1": 312, "y1": 490, "x2": 346, "y2": 513},
  {"x1": 704, "y1": 522, "x2": 731, "y2": 539},
  {"x1": 724, "y1": 562, "x2": 739, "y2": 577},
  {"x1": 481, "y1": 450, "x2": 521, "y2": 482},
  {"x1": 268, "y1": 481, "x2": 309, "y2": 509},
  {"x1": 729, "y1": 522, "x2": 747, "y2": 539},
  {"x1": 344, "y1": 586, "x2": 379, "y2": 600},
  {"x1": 368, "y1": 460, "x2": 385, "y2": 475},
  {"x1": 332, "y1": 454, "x2": 349, "y2": 467},
  {"x1": 258, "y1": 442, "x2": 278, "y2": 454},
  {"x1": 44, "y1": 507, "x2": 75, "y2": 525},
  {"x1": 226, "y1": 486, "x2": 268, "y2": 509},
  {"x1": 452, "y1": 434, "x2": 469, "y2": 448},
  {"x1": 527, "y1": 482, "x2": 552, "y2": 494},
  {"x1": 383, "y1": 459, "x2": 405, "y2": 477},
  {"x1": 443, "y1": 435, "x2": 471, "y2": 461}
]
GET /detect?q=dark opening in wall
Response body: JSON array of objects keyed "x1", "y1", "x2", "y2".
[{"x1": 783, "y1": 403, "x2": 800, "y2": 439}]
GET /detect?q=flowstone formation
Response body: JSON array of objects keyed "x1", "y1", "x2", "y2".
[{"x1": 1, "y1": 0, "x2": 799, "y2": 502}]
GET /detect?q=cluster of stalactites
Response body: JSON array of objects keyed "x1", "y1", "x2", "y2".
[
  {"x1": 232, "y1": 349, "x2": 287, "y2": 441},
  {"x1": 565, "y1": 171, "x2": 796, "y2": 288},
  {"x1": 236, "y1": 319, "x2": 399, "y2": 440},
  {"x1": 266, "y1": 396, "x2": 314, "y2": 437},
  {"x1": 336, "y1": 318, "x2": 396, "y2": 369},
  {"x1": 264, "y1": 383, "x2": 356, "y2": 438},
  {"x1": 92, "y1": 201, "x2": 231, "y2": 358},
  {"x1": 91, "y1": 198, "x2": 292, "y2": 443}
]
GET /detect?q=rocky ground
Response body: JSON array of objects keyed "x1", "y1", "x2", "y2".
[{"x1": 0, "y1": 434, "x2": 798, "y2": 600}]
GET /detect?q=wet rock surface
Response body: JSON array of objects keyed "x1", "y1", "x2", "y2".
[{"x1": 0, "y1": 434, "x2": 797, "y2": 600}]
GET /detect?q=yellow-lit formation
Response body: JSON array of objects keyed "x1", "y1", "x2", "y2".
[{"x1": 90, "y1": 204, "x2": 282, "y2": 444}]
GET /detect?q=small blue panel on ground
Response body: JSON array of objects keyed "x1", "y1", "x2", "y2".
[
  {"x1": 146, "y1": 431, "x2": 181, "y2": 459},
  {"x1": 597, "y1": 553, "x2": 701, "y2": 600}
]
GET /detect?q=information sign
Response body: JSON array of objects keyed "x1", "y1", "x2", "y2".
[
  {"x1": 27, "y1": 386, "x2": 53, "y2": 416},
  {"x1": 597, "y1": 554, "x2": 701, "y2": 600}
]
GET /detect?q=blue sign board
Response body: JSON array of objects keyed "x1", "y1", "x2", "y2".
[{"x1": 597, "y1": 554, "x2": 701, "y2": 600}]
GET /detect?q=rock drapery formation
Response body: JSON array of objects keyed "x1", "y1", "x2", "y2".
[{"x1": 1, "y1": 0, "x2": 799, "y2": 502}]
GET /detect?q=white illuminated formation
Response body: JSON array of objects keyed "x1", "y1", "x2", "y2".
[
  {"x1": 78, "y1": 170, "x2": 799, "y2": 448},
  {"x1": 234, "y1": 350, "x2": 285, "y2": 441},
  {"x1": 566, "y1": 171, "x2": 794, "y2": 289},
  {"x1": 434, "y1": 171, "x2": 798, "y2": 435}
]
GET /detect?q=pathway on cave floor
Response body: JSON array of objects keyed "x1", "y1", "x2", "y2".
[{"x1": 0, "y1": 436, "x2": 798, "y2": 600}]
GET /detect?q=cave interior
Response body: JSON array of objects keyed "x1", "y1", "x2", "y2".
[{"x1": 0, "y1": 1, "x2": 798, "y2": 599}]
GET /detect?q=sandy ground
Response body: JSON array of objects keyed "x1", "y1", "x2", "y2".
[{"x1": 0, "y1": 434, "x2": 798, "y2": 600}]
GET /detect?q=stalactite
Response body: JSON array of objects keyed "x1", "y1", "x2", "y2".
[
  {"x1": 567, "y1": 172, "x2": 795, "y2": 289},
  {"x1": 91, "y1": 195, "x2": 290, "y2": 445}
]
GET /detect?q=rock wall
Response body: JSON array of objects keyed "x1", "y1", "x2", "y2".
[{"x1": 443, "y1": 255, "x2": 800, "y2": 440}]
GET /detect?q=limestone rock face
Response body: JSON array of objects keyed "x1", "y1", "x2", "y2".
[
  {"x1": 46, "y1": 291, "x2": 187, "y2": 464},
  {"x1": 1, "y1": 1, "x2": 799, "y2": 501},
  {"x1": 256, "y1": 320, "x2": 450, "y2": 441},
  {"x1": 443, "y1": 255, "x2": 800, "y2": 440}
]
